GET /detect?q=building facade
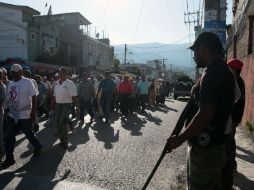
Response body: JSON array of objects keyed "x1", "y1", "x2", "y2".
[
  {"x1": 0, "y1": 2, "x2": 40, "y2": 61},
  {"x1": 0, "y1": 2, "x2": 114, "y2": 73},
  {"x1": 119, "y1": 63, "x2": 157, "y2": 79},
  {"x1": 227, "y1": 0, "x2": 254, "y2": 124},
  {"x1": 82, "y1": 36, "x2": 113, "y2": 75}
]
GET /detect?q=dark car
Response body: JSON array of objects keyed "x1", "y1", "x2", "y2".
[{"x1": 173, "y1": 76, "x2": 194, "y2": 100}]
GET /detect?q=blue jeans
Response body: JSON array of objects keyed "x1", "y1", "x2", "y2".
[
  {"x1": 100, "y1": 95, "x2": 112, "y2": 120},
  {"x1": 79, "y1": 99, "x2": 94, "y2": 119},
  {"x1": 140, "y1": 94, "x2": 148, "y2": 111},
  {"x1": 56, "y1": 104, "x2": 71, "y2": 145},
  {"x1": 5, "y1": 116, "x2": 42, "y2": 160}
]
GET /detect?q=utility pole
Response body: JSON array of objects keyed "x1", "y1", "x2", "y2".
[
  {"x1": 170, "y1": 64, "x2": 173, "y2": 82},
  {"x1": 184, "y1": 10, "x2": 202, "y2": 80},
  {"x1": 124, "y1": 44, "x2": 127, "y2": 65},
  {"x1": 204, "y1": 0, "x2": 227, "y2": 49},
  {"x1": 161, "y1": 58, "x2": 167, "y2": 79}
]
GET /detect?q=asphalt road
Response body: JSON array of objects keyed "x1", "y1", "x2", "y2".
[{"x1": 0, "y1": 97, "x2": 189, "y2": 190}]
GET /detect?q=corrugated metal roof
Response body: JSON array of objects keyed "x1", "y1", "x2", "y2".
[{"x1": 0, "y1": 2, "x2": 40, "y2": 15}]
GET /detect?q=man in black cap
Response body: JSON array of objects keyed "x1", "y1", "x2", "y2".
[{"x1": 167, "y1": 32, "x2": 235, "y2": 189}]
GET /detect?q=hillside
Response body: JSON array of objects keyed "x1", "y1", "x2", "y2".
[{"x1": 113, "y1": 42, "x2": 196, "y2": 78}]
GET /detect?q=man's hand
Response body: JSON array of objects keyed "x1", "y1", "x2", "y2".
[{"x1": 167, "y1": 134, "x2": 185, "y2": 152}]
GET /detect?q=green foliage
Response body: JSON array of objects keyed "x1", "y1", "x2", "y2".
[
  {"x1": 246, "y1": 121, "x2": 254, "y2": 132},
  {"x1": 113, "y1": 57, "x2": 120, "y2": 72}
]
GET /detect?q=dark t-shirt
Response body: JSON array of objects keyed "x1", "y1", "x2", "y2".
[
  {"x1": 195, "y1": 60, "x2": 235, "y2": 144},
  {"x1": 99, "y1": 79, "x2": 116, "y2": 99},
  {"x1": 232, "y1": 77, "x2": 245, "y2": 124}
]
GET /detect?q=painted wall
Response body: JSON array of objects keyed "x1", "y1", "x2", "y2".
[{"x1": 0, "y1": 6, "x2": 28, "y2": 60}]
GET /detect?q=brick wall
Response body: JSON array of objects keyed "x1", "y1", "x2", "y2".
[{"x1": 240, "y1": 54, "x2": 254, "y2": 124}]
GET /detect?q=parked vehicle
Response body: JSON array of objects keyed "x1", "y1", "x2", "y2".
[{"x1": 173, "y1": 76, "x2": 193, "y2": 100}]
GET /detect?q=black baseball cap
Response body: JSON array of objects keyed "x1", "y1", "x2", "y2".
[{"x1": 188, "y1": 32, "x2": 224, "y2": 54}]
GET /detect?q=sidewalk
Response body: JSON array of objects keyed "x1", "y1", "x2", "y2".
[{"x1": 234, "y1": 126, "x2": 254, "y2": 190}]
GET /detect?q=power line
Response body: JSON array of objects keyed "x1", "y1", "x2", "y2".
[
  {"x1": 98, "y1": 0, "x2": 111, "y2": 29},
  {"x1": 133, "y1": 0, "x2": 146, "y2": 39},
  {"x1": 129, "y1": 33, "x2": 194, "y2": 49},
  {"x1": 75, "y1": 0, "x2": 134, "y2": 43},
  {"x1": 126, "y1": 50, "x2": 189, "y2": 55}
]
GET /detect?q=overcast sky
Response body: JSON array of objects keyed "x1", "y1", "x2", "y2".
[{"x1": 3, "y1": 0, "x2": 233, "y2": 45}]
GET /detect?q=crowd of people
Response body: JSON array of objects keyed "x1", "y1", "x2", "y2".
[
  {"x1": 0, "y1": 32, "x2": 247, "y2": 190},
  {"x1": 0, "y1": 64, "x2": 173, "y2": 168}
]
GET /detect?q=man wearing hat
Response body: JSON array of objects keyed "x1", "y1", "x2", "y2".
[
  {"x1": 221, "y1": 59, "x2": 245, "y2": 189},
  {"x1": 1, "y1": 64, "x2": 43, "y2": 168},
  {"x1": 51, "y1": 67, "x2": 78, "y2": 149},
  {"x1": 97, "y1": 71, "x2": 116, "y2": 123},
  {"x1": 78, "y1": 72, "x2": 95, "y2": 123},
  {"x1": 166, "y1": 32, "x2": 235, "y2": 189}
]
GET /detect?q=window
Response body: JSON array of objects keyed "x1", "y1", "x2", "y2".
[{"x1": 31, "y1": 33, "x2": 36, "y2": 40}]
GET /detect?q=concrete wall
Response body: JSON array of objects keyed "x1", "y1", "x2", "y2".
[
  {"x1": 27, "y1": 25, "x2": 39, "y2": 61},
  {"x1": 228, "y1": 0, "x2": 254, "y2": 124},
  {"x1": 0, "y1": 6, "x2": 28, "y2": 60},
  {"x1": 82, "y1": 35, "x2": 113, "y2": 71}
]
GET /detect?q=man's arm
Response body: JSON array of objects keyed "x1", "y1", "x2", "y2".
[
  {"x1": 169, "y1": 103, "x2": 215, "y2": 149},
  {"x1": 96, "y1": 82, "x2": 102, "y2": 97}
]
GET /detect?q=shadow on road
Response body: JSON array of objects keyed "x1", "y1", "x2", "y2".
[
  {"x1": 0, "y1": 116, "x2": 95, "y2": 189},
  {"x1": 91, "y1": 122, "x2": 119, "y2": 149},
  {"x1": 161, "y1": 105, "x2": 178, "y2": 112},
  {"x1": 141, "y1": 111, "x2": 162, "y2": 126},
  {"x1": 120, "y1": 113, "x2": 146, "y2": 136},
  {"x1": 236, "y1": 145, "x2": 254, "y2": 164},
  {"x1": 234, "y1": 171, "x2": 254, "y2": 190},
  {"x1": 68, "y1": 122, "x2": 91, "y2": 152},
  {"x1": 177, "y1": 97, "x2": 190, "y2": 102},
  {"x1": 0, "y1": 143, "x2": 68, "y2": 190}
]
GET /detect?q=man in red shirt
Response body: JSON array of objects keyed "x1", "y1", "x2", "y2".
[{"x1": 117, "y1": 76, "x2": 133, "y2": 116}]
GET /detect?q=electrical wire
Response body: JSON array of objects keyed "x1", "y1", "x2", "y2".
[
  {"x1": 75, "y1": 0, "x2": 134, "y2": 43},
  {"x1": 133, "y1": 0, "x2": 146, "y2": 39},
  {"x1": 98, "y1": 0, "x2": 111, "y2": 29},
  {"x1": 129, "y1": 33, "x2": 194, "y2": 49}
]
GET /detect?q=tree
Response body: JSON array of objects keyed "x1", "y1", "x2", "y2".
[{"x1": 113, "y1": 57, "x2": 120, "y2": 72}]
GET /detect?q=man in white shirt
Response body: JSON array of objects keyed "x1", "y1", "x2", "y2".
[
  {"x1": 51, "y1": 68, "x2": 78, "y2": 149},
  {"x1": 1, "y1": 64, "x2": 43, "y2": 169},
  {"x1": 23, "y1": 70, "x2": 40, "y2": 133},
  {"x1": 0, "y1": 69, "x2": 6, "y2": 163}
]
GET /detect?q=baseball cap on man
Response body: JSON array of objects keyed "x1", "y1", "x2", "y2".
[
  {"x1": 227, "y1": 59, "x2": 244, "y2": 70},
  {"x1": 188, "y1": 32, "x2": 224, "y2": 54},
  {"x1": 10, "y1": 64, "x2": 23, "y2": 72}
]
